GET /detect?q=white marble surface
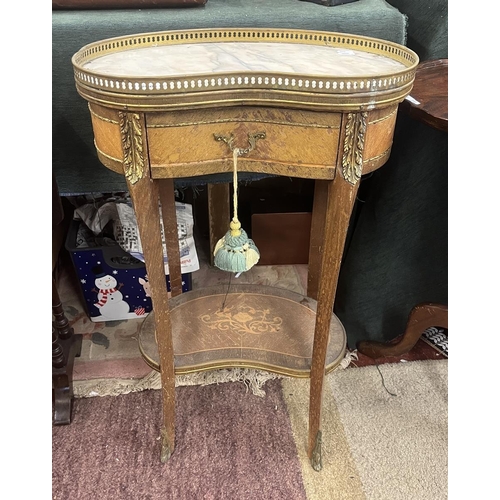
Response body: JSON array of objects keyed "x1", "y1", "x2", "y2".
[{"x1": 84, "y1": 42, "x2": 406, "y2": 78}]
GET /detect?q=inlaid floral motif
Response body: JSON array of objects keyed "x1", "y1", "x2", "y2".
[{"x1": 200, "y1": 305, "x2": 282, "y2": 335}]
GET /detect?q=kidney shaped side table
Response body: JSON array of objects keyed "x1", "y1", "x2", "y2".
[{"x1": 72, "y1": 28, "x2": 417, "y2": 471}]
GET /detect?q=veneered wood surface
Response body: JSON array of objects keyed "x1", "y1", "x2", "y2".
[
  {"x1": 307, "y1": 180, "x2": 329, "y2": 301},
  {"x1": 207, "y1": 183, "x2": 230, "y2": 267},
  {"x1": 401, "y1": 59, "x2": 448, "y2": 132},
  {"x1": 362, "y1": 105, "x2": 399, "y2": 174},
  {"x1": 89, "y1": 103, "x2": 400, "y2": 180},
  {"x1": 123, "y1": 115, "x2": 176, "y2": 458},
  {"x1": 158, "y1": 179, "x2": 183, "y2": 298},
  {"x1": 147, "y1": 107, "x2": 340, "y2": 180},
  {"x1": 88, "y1": 103, "x2": 123, "y2": 173},
  {"x1": 75, "y1": 28, "x2": 416, "y2": 469},
  {"x1": 308, "y1": 112, "x2": 360, "y2": 459},
  {"x1": 138, "y1": 284, "x2": 346, "y2": 376}
]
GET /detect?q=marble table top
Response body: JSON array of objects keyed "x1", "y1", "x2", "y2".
[{"x1": 84, "y1": 41, "x2": 406, "y2": 78}]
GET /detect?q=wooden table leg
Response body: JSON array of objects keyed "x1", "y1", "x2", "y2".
[
  {"x1": 309, "y1": 173, "x2": 359, "y2": 470},
  {"x1": 159, "y1": 179, "x2": 183, "y2": 298},
  {"x1": 357, "y1": 303, "x2": 448, "y2": 358},
  {"x1": 121, "y1": 111, "x2": 176, "y2": 462},
  {"x1": 307, "y1": 180, "x2": 329, "y2": 300},
  {"x1": 207, "y1": 183, "x2": 230, "y2": 266}
]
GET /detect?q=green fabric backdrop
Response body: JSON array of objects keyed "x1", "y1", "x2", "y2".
[
  {"x1": 335, "y1": 112, "x2": 448, "y2": 346},
  {"x1": 335, "y1": 0, "x2": 448, "y2": 346},
  {"x1": 52, "y1": 0, "x2": 407, "y2": 195},
  {"x1": 53, "y1": 0, "x2": 448, "y2": 346}
]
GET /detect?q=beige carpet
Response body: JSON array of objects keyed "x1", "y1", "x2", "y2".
[
  {"x1": 59, "y1": 359, "x2": 447, "y2": 499},
  {"x1": 59, "y1": 245, "x2": 447, "y2": 498},
  {"x1": 75, "y1": 358, "x2": 448, "y2": 500},
  {"x1": 283, "y1": 359, "x2": 448, "y2": 500}
]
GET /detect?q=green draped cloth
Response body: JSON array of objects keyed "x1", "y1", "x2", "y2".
[
  {"x1": 54, "y1": 0, "x2": 448, "y2": 346},
  {"x1": 52, "y1": 0, "x2": 407, "y2": 195}
]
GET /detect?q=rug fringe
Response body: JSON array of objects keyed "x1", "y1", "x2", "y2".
[
  {"x1": 337, "y1": 348, "x2": 358, "y2": 369},
  {"x1": 73, "y1": 349, "x2": 357, "y2": 399}
]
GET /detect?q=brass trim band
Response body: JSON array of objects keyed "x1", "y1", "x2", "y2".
[
  {"x1": 88, "y1": 104, "x2": 118, "y2": 124},
  {"x1": 94, "y1": 141, "x2": 121, "y2": 163},
  {"x1": 75, "y1": 80, "x2": 415, "y2": 113},
  {"x1": 138, "y1": 343, "x2": 347, "y2": 379},
  {"x1": 72, "y1": 28, "x2": 418, "y2": 112},
  {"x1": 147, "y1": 118, "x2": 340, "y2": 129},
  {"x1": 364, "y1": 147, "x2": 391, "y2": 164},
  {"x1": 368, "y1": 107, "x2": 398, "y2": 124}
]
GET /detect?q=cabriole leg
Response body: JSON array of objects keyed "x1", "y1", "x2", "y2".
[
  {"x1": 120, "y1": 111, "x2": 176, "y2": 462},
  {"x1": 308, "y1": 112, "x2": 364, "y2": 471}
]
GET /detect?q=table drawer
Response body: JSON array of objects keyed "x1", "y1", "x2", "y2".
[
  {"x1": 146, "y1": 107, "x2": 341, "y2": 180},
  {"x1": 88, "y1": 103, "x2": 399, "y2": 181}
]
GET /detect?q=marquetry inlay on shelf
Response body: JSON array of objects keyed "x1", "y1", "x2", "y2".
[{"x1": 138, "y1": 284, "x2": 347, "y2": 377}]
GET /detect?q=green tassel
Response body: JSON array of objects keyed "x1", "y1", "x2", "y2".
[
  {"x1": 213, "y1": 148, "x2": 261, "y2": 273},
  {"x1": 214, "y1": 223, "x2": 260, "y2": 273}
]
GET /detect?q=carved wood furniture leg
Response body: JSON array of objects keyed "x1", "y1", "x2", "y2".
[
  {"x1": 308, "y1": 180, "x2": 329, "y2": 300},
  {"x1": 159, "y1": 179, "x2": 183, "y2": 298},
  {"x1": 53, "y1": 325, "x2": 65, "y2": 369},
  {"x1": 207, "y1": 183, "x2": 230, "y2": 266},
  {"x1": 309, "y1": 113, "x2": 362, "y2": 470},
  {"x1": 52, "y1": 325, "x2": 70, "y2": 424},
  {"x1": 52, "y1": 279, "x2": 82, "y2": 425},
  {"x1": 53, "y1": 278, "x2": 74, "y2": 341},
  {"x1": 357, "y1": 303, "x2": 448, "y2": 358},
  {"x1": 120, "y1": 111, "x2": 176, "y2": 462}
]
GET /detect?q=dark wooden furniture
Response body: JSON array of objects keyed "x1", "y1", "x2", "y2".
[
  {"x1": 357, "y1": 59, "x2": 448, "y2": 359},
  {"x1": 357, "y1": 302, "x2": 448, "y2": 358},
  {"x1": 399, "y1": 59, "x2": 447, "y2": 132},
  {"x1": 52, "y1": 177, "x2": 82, "y2": 425},
  {"x1": 72, "y1": 28, "x2": 418, "y2": 470}
]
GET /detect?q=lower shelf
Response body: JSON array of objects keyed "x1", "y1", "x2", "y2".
[{"x1": 138, "y1": 284, "x2": 346, "y2": 377}]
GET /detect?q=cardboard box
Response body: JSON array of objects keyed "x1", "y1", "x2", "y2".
[{"x1": 65, "y1": 220, "x2": 191, "y2": 322}]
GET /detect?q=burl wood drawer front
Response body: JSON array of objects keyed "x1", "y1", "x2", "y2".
[{"x1": 147, "y1": 107, "x2": 341, "y2": 180}]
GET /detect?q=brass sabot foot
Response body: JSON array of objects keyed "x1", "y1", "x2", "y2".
[
  {"x1": 160, "y1": 429, "x2": 173, "y2": 463},
  {"x1": 311, "y1": 430, "x2": 323, "y2": 472}
]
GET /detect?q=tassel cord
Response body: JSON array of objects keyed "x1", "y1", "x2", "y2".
[
  {"x1": 220, "y1": 272, "x2": 232, "y2": 311},
  {"x1": 212, "y1": 143, "x2": 260, "y2": 273},
  {"x1": 232, "y1": 148, "x2": 240, "y2": 225}
]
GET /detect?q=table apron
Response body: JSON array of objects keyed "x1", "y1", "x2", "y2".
[{"x1": 88, "y1": 103, "x2": 399, "y2": 180}]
